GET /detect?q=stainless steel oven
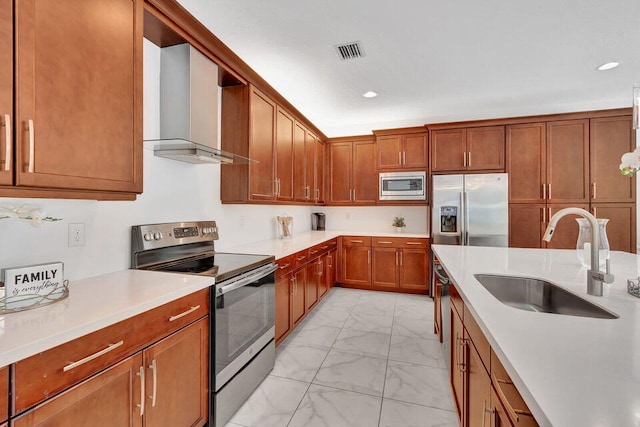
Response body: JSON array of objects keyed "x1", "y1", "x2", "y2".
[
  {"x1": 379, "y1": 171, "x2": 426, "y2": 200},
  {"x1": 131, "y1": 221, "x2": 277, "y2": 427}
]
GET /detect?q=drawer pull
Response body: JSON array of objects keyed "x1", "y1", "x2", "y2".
[
  {"x1": 350, "y1": 240, "x2": 363, "y2": 243},
  {"x1": 330, "y1": 241, "x2": 337, "y2": 245},
  {"x1": 168, "y1": 305, "x2": 201, "y2": 322},
  {"x1": 278, "y1": 263, "x2": 291, "y2": 269},
  {"x1": 406, "y1": 242, "x2": 422, "y2": 245},
  {"x1": 321, "y1": 245, "x2": 329, "y2": 249},
  {"x1": 377, "y1": 241, "x2": 393, "y2": 244},
  {"x1": 136, "y1": 365, "x2": 145, "y2": 416},
  {"x1": 149, "y1": 359, "x2": 158, "y2": 407},
  {"x1": 296, "y1": 255, "x2": 307, "y2": 261},
  {"x1": 63, "y1": 340, "x2": 124, "y2": 372},
  {"x1": 310, "y1": 250, "x2": 319, "y2": 255},
  {"x1": 495, "y1": 378, "x2": 533, "y2": 422}
]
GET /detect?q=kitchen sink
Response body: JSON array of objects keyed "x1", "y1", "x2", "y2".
[{"x1": 473, "y1": 274, "x2": 618, "y2": 319}]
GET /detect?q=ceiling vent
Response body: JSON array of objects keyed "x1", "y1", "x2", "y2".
[{"x1": 335, "y1": 41, "x2": 365, "y2": 60}]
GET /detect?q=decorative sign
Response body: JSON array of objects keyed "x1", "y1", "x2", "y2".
[{"x1": 2, "y1": 262, "x2": 64, "y2": 302}]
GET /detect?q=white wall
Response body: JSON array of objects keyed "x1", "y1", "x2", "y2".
[{"x1": 319, "y1": 206, "x2": 428, "y2": 234}]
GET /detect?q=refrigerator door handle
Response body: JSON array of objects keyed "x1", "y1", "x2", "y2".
[{"x1": 464, "y1": 192, "x2": 470, "y2": 245}]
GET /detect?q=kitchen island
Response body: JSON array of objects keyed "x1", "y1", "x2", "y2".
[{"x1": 432, "y1": 244, "x2": 640, "y2": 427}]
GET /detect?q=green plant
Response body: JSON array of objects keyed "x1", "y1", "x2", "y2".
[{"x1": 392, "y1": 216, "x2": 406, "y2": 228}]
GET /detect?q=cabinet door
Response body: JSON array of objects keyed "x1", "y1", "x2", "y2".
[
  {"x1": 451, "y1": 307, "x2": 466, "y2": 424},
  {"x1": 305, "y1": 132, "x2": 317, "y2": 201},
  {"x1": 248, "y1": 87, "x2": 276, "y2": 199},
  {"x1": 467, "y1": 126, "x2": 505, "y2": 171},
  {"x1": 13, "y1": 354, "x2": 143, "y2": 427},
  {"x1": 326, "y1": 249, "x2": 337, "y2": 289},
  {"x1": 404, "y1": 133, "x2": 428, "y2": 169},
  {"x1": 342, "y1": 246, "x2": 371, "y2": 286},
  {"x1": 491, "y1": 387, "x2": 512, "y2": 427},
  {"x1": 315, "y1": 140, "x2": 325, "y2": 203},
  {"x1": 546, "y1": 204, "x2": 589, "y2": 249},
  {"x1": 507, "y1": 123, "x2": 546, "y2": 203},
  {"x1": 328, "y1": 142, "x2": 352, "y2": 203},
  {"x1": 305, "y1": 260, "x2": 319, "y2": 310},
  {"x1": 372, "y1": 247, "x2": 399, "y2": 288},
  {"x1": 590, "y1": 116, "x2": 635, "y2": 202},
  {"x1": 546, "y1": 120, "x2": 589, "y2": 203},
  {"x1": 431, "y1": 129, "x2": 466, "y2": 171},
  {"x1": 399, "y1": 249, "x2": 429, "y2": 291},
  {"x1": 509, "y1": 204, "x2": 545, "y2": 248},
  {"x1": 275, "y1": 108, "x2": 294, "y2": 201},
  {"x1": 376, "y1": 136, "x2": 403, "y2": 169},
  {"x1": 353, "y1": 140, "x2": 377, "y2": 204},
  {"x1": 275, "y1": 273, "x2": 293, "y2": 344},
  {"x1": 318, "y1": 254, "x2": 328, "y2": 299},
  {"x1": 591, "y1": 203, "x2": 636, "y2": 253},
  {"x1": 0, "y1": 366, "x2": 6, "y2": 424},
  {"x1": 0, "y1": 0, "x2": 11, "y2": 186},
  {"x1": 144, "y1": 318, "x2": 208, "y2": 427},
  {"x1": 467, "y1": 340, "x2": 492, "y2": 427},
  {"x1": 292, "y1": 268, "x2": 307, "y2": 325},
  {"x1": 293, "y1": 122, "x2": 307, "y2": 201},
  {"x1": 15, "y1": 0, "x2": 142, "y2": 193}
]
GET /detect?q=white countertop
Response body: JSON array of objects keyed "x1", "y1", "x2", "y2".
[
  {"x1": 431, "y1": 245, "x2": 640, "y2": 427},
  {"x1": 0, "y1": 270, "x2": 214, "y2": 367},
  {"x1": 225, "y1": 230, "x2": 431, "y2": 259}
]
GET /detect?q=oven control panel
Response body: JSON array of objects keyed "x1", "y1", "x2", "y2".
[{"x1": 131, "y1": 221, "x2": 219, "y2": 252}]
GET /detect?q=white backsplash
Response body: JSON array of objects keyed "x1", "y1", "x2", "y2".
[{"x1": 320, "y1": 206, "x2": 429, "y2": 234}]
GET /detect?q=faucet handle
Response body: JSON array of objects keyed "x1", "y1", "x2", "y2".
[{"x1": 603, "y1": 259, "x2": 615, "y2": 284}]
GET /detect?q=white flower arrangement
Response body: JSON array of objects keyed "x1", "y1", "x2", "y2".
[
  {"x1": 0, "y1": 204, "x2": 62, "y2": 227},
  {"x1": 620, "y1": 147, "x2": 640, "y2": 176}
]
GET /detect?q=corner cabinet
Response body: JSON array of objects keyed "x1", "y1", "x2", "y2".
[{"x1": 0, "y1": 0, "x2": 143, "y2": 199}]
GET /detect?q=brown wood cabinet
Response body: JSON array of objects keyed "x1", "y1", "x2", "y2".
[
  {"x1": 318, "y1": 253, "x2": 329, "y2": 299},
  {"x1": 590, "y1": 116, "x2": 635, "y2": 203},
  {"x1": 371, "y1": 238, "x2": 430, "y2": 292},
  {"x1": 275, "y1": 272, "x2": 293, "y2": 344},
  {"x1": 507, "y1": 123, "x2": 546, "y2": 203},
  {"x1": 375, "y1": 131, "x2": 427, "y2": 170},
  {"x1": 327, "y1": 138, "x2": 377, "y2": 205},
  {"x1": 0, "y1": 0, "x2": 142, "y2": 198},
  {"x1": 372, "y1": 247, "x2": 399, "y2": 289},
  {"x1": 431, "y1": 126, "x2": 505, "y2": 172},
  {"x1": 291, "y1": 121, "x2": 324, "y2": 203},
  {"x1": 341, "y1": 246, "x2": 371, "y2": 287},
  {"x1": 13, "y1": 354, "x2": 144, "y2": 427},
  {"x1": 591, "y1": 203, "x2": 636, "y2": 253},
  {"x1": 275, "y1": 107, "x2": 294, "y2": 201},
  {"x1": 292, "y1": 266, "x2": 307, "y2": 326},
  {"x1": 509, "y1": 204, "x2": 545, "y2": 248},
  {"x1": 248, "y1": 87, "x2": 276, "y2": 200},
  {"x1": 546, "y1": 119, "x2": 590, "y2": 204},
  {"x1": 0, "y1": 366, "x2": 7, "y2": 424},
  {"x1": 305, "y1": 258, "x2": 319, "y2": 311},
  {"x1": 451, "y1": 304, "x2": 465, "y2": 425},
  {"x1": 467, "y1": 339, "x2": 491, "y2": 427},
  {"x1": 143, "y1": 318, "x2": 208, "y2": 427},
  {"x1": 315, "y1": 138, "x2": 325, "y2": 203}
]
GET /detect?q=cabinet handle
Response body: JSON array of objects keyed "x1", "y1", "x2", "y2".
[
  {"x1": 398, "y1": 151, "x2": 402, "y2": 165},
  {"x1": 27, "y1": 119, "x2": 35, "y2": 173},
  {"x1": 318, "y1": 260, "x2": 323, "y2": 275},
  {"x1": 137, "y1": 365, "x2": 145, "y2": 416},
  {"x1": 316, "y1": 188, "x2": 320, "y2": 200},
  {"x1": 463, "y1": 152, "x2": 467, "y2": 168},
  {"x1": 321, "y1": 245, "x2": 329, "y2": 249},
  {"x1": 279, "y1": 263, "x2": 291, "y2": 269},
  {"x1": 495, "y1": 378, "x2": 534, "y2": 422},
  {"x1": 548, "y1": 183, "x2": 552, "y2": 199},
  {"x1": 592, "y1": 182, "x2": 597, "y2": 200},
  {"x1": 548, "y1": 207, "x2": 551, "y2": 224},
  {"x1": 353, "y1": 188, "x2": 356, "y2": 201},
  {"x1": 310, "y1": 250, "x2": 319, "y2": 255},
  {"x1": 294, "y1": 277, "x2": 298, "y2": 295},
  {"x1": 399, "y1": 251, "x2": 403, "y2": 266},
  {"x1": 149, "y1": 359, "x2": 158, "y2": 407},
  {"x1": 542, "y1": 183, "x2": 546, "y2": 200},
  {"x1": 406, "y1": 242, "x2": 422, "y2": 245},
  {"x1": 592, "y1": 206, "x2": 597, "y2": 217},
  {"x1": 377, "y1": 241, "x2": 393, "y2": 244},
  {"x1": 467, "y1": 151, "x2": 471, "y2": 167},
  {"x1": 350, "y1": 240, "x2": 363, "y2": 243},
  {"x1": 168, "y1": 305, "x2": 200, "y2": 322},
  {"x1": 296, "y1": 255, "x2": 307, "y2": 261},
  {"x1": 63, "y1": 340, "x2": 125, "y2": 372},
  {"x1": 368, "y1": 249, "x2": 371, "y2": 264},
  {"x1": 396, "y1": 251, "x2": 399, "y2": 265},
  {"x1": 403, "y1": 151, "x2": 406, "y2": 165},
  {"x1": 2, "y1": 114, "x2": 10, "y2": 171},
  {"x1": 542, "y1": 206, "x2": 546, "y2": 224},
  {"x1": 482, "y1": 400, "x2": 494, "y2": 427}
]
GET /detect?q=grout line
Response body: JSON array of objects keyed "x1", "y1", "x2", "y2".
[
  {"x1": 383, "y1": 396, "x2": 457, "y2": 413},
  {"x1": 378, "y1": 291, "x2": 398, "y2": 427}
]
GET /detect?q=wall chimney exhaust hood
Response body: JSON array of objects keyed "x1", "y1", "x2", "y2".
[{"x1": 145, "y1": 43, "x2": 253, "y2": 165}]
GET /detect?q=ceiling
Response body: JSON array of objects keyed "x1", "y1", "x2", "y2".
[{"x1": 176, "y1": 0, "x2": 640, "y2": 137}]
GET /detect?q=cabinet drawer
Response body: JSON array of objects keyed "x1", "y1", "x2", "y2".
[
  {"x1": 491, "y1": 349, "x2": 538, "y2": 427},
  {"x1": 308, "y1": 244, "x2": 323, "y2": 259},
  {"x1": 14, "y1": 289, "x2": 209, "y2": 414},
  {"x1": 372, "y1": 237, "x2": 429, "y2": 248},
  {"x1": 293, "y1": 249, "x2": 310, "y2": 268},
  {"x1": 276, "y1": 254, "x2": 295, "y2": 277},
  {"x1": 342, "y1": 236, "x2": 372, "y2": 247},
  {"x1": 0, "y1": 366, "x2": 7, "y2": 423},
  {"x1": 317, "y1": 240, "x2": 334, "y2": 254},
  {"x1": 450, "y1": 284, "x2": 464, "y2": 320},
  {"x1": 463, "y1": 307, "x2": 490, "y2": 374}
]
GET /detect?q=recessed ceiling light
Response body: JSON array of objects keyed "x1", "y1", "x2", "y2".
[
  {"x1": 362, "y1": 91, "x2": 378, "y2": 98},
  {"x1": 597, "y1": 61, "x2": 620, "y2": 71}
]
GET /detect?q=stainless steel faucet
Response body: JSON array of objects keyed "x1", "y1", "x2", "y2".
[{"x1": 542, "y1": 207, "x2": 614, "y2": 296}]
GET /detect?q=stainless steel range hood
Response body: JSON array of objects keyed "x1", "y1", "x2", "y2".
[{"x1": 145, "y1": 43, "x2": 252, "y2": 165}]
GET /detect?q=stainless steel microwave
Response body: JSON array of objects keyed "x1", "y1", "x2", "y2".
[{"x1": 379, "y1": 171, "x2": 426, "y2": 200}]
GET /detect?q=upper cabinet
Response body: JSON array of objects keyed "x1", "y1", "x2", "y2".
[
  {"x1": 327, "y1": 138, "x2": 377, "y2": 205},
  {"x1": 0, "y1": 0, "x2": 143, "y2": 199},
  {"x1": 546, "y1": 119, "x2": 590, "y2": 203},
  {"x1": 506, "y1": 122, "x2": 546, "y2": 203},
  {"x1": 431, "y1": 126, "x2": 505, "y2": 172},
  {"x1": 221, "y1": 84, "x2": 323, "y2": 204},
  {"x1": 374, "y1": 129, "x2": 428, "y2": 170}
]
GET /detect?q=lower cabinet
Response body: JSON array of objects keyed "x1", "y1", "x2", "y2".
[
  {"x1": 449, "y1": 284, "x2": 539, "y2": 427},
  {"x1": 341, "y1": 245, "x2": 372, "y2": 286},
  {"x1": 369, "y1": 238, "x2": 430, "y2": 293},
  {"x1": 0, "y1": 366, "x2": 7, "y2": 424},
  {"x1": 13, "y1": 354, "x2": 144, "y2": 427},
  {"x1": 275, "y1": 273, "x2": 294, "y2": 344},
  {"x1": 292, "y1": 266, "x2": 307, "y2": 326},
  {"x1": 305, "y1": 259, "x2": 319, "y2": 310}
]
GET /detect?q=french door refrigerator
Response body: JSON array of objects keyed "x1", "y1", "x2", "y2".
[{"x1": 431, "y1": 173, "x2": 508, "y2": 247}]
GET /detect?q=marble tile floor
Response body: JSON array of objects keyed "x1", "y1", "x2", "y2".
[{"x1": 225, "y1": 287, "x2": 458, "y2": 427}]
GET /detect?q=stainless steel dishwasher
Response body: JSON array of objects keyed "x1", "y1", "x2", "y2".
[{"x1": 432, "y1": 254, "x2": 451, "y2": 371}]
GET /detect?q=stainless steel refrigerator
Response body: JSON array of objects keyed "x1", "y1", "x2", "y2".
[{"x1": 431, "y1": 173, "x2": 508, "y2": 247}]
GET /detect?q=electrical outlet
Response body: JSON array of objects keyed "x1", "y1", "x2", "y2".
[{"x1": 68, "y1": 223, "x2": 85, "y2": 247}]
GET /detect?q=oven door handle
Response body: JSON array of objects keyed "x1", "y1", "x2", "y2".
[{"x1": 216, "y1": 263, "x2": 278, "y2": 296}]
